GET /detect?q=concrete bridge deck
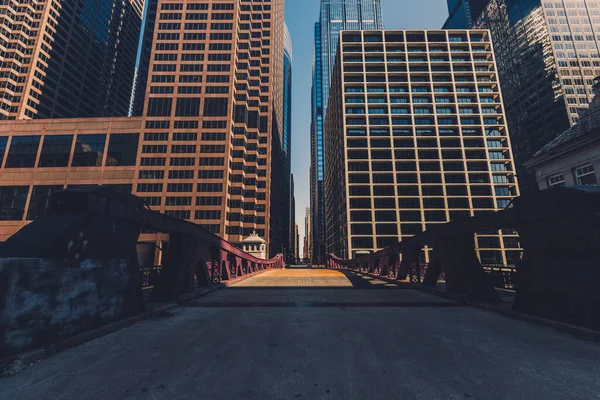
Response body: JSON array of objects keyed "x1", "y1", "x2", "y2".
[{"x1": 1, "y1": 269, "x2": 599, "y2": 400}]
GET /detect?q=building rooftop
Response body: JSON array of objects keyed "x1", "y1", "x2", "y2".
[{"x1": 241, "y1": 232, "x2": 266, "y2": 244}]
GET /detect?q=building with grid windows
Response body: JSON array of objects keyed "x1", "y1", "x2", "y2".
[
  {"x1": 474, "y1": 0, "x2": 600, "y2": 189},
  {"x1": 0, "y1": 0, "x2": 143, "y2": 120},
  {"x1": 0, "y1": 0, "x2": 289, "y2": 258},
  {"x1": 325, "y1": 30, "x2": 521, "y2": 266},
  {"x1": 311, "y1": 0, "x2": 384, "y2": 263}
]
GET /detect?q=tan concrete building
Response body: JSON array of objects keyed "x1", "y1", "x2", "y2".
[
  {"x1": 0, "y1": 0, "x2": 288, "y2": 257},
  {"x1": 0, "y1": 0, "x2": 143, "y2": 120},
  {"x1": 325, "y1": 30, "x2": 521, "y2": 266}
]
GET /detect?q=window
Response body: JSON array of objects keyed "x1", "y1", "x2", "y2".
[
  {"x1": 575, "y1": 165, "x2": 596, "y2": 185},
  {"x1": 0, "y1": 136, "x2": 7, "y2": 166},
  {"x1": 175, "y1": 98, "x2": 201, "y2": 117},
  {"x1": 106, "y1": 134, "x2": 139, "y2": 166},
  {"x1": 0, "y1": 186, "x2": 29, "y2": 220},
  {"x1": 26, "y1": 185, "x2": 63, "y2": 220},
  {"x1": 548, "y1": 174, "x2": 565, "y2": 188},
  {"x1": 203, "y1": 98, "x2": 229, "y2": 116},
  {"x1": 5, "y1": 136, "x2": 41, "y2": 168},
  {"x1": 38, "y1": 135, "x2": 73, "y2": 167},
  {"x1": 147, "y1": 98, "x2": 173, "y2": 117},
  {"x1": 72, "y1": 134, "x2": 106, "y2": 167}
]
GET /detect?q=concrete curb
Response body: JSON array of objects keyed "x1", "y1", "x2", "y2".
[
  {"x1": 346, "y1": 268, "x2": 600, "y2": 342},
  {"x1": 1, "y1": 269, "x2": 272, "y2": 377}
]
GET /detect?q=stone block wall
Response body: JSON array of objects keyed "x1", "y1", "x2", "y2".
[{"x1": 0, "y1": 258, "x2": 142, "y2": 358}]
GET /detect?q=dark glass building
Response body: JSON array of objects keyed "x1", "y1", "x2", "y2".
[
  {"x1": 444, "y1": 0, "x2": 491, "y2": 28},
  {"x1": 475, "y1": 0, "x2": 600, "y2": 189},
  {"x1": 311, "y1": 0, "x2": 384, "y2": 264},
  {"x1": 0, "y1": 0, "x2": 143, "y2": 120}
]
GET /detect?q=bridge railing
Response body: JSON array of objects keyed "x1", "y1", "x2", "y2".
[
  {"x1": 0, "y1": 188, "x2": 286, "y2": 356},
  {"x1": 0, "y1": 187, "x2": 285, "y2": 302},
  {"x1": 327, "y1": 187, "x2": 600, "y2": 330}
]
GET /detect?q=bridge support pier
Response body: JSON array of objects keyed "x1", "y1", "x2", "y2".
[
  {"x1": 220, "y1": 250, "x2": 231, "y2": 281},
  {"x1": 150, "y1": 234, "x2": 203, "y2": 302},
  {"x1": 397, "y1": 245, "x2": 420, "y2": 281},
  {"x1": 434, "y1": 234, "x2": 501, "y2": 302}
]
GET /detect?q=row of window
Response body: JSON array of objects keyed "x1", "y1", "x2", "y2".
[
  {"x1": 345, "y1": 116, "x2": 503, "y2": 126},
  {"x1": 347, "y1": 161, "x2": 510, "y2": 174},
  {"x1": 548, "y1": 164, "x2": 597, "y2": 187},
  {"x1": 343, "y1": 65, "x2": 493, "y2": 73},
  {"x1": 344, "y1": 86, "x2": 498, "y2": 94},
  {"x1": 341, "y1": 32, "x2": 490, "y2": 44},
  {"x1": 146, "y1": 97, "x2": 228, "y2": 117},
  {"x1": 347, "y1": 137, "x2": 508, "y2": 147},
  {"x1": 345, "y1": 96, "x2": 500, "y2": 104},
  {"x1": 346, "y1": 185, "x2": 514, "y2": 197},
  {"x1": 345, "y1": 106, "x2": 502, "y2": 114},
  {"x1": 344, "y1": 173, "x2": 514, "y2": 184},
  {"x1": 0, "y1": 134, "x2": 138, "y2": 168},
  {"x1": 346, "y1": 197, "x2": 510, "y2": 210},
  {"x1": 343, "y1": 55, "x2": 492, "y2": 63}
]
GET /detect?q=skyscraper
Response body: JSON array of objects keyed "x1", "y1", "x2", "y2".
[
  {"x1": 475, "y1": 0, "x2": 600, "y2": 188},
  {"x1": 282, "y1": 24, "x2": 293, "y2": 259},
  {"x1": 131, "y1": 0, "x2": 160, "y2": 117},
  {"x1": 0, "y1": 0, "x2": 288, "y2": 258},
  {"x1": 311, "y1": 0, "x2": 384, "y2": 263},
  {"x1": 0, "y1": 0, "x2": 144, "y2": 120},
  {"x1": 325, "y1": 29, "x2": 520, "y2": 266},
  {"x1": 444, "y1": 0, "x2": 491, "y2": 28}
]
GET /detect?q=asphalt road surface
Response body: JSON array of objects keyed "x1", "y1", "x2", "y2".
[{"x1": 1, "y1": 269, "x2": 599, "y2": 400}]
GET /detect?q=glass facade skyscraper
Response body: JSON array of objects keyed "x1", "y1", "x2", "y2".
[
  {"x1": 284, "y1": 24, "x2": 293, "y2": 159},
  {"x1": 311, "y1": 0, "x2": 384, "y2": 263},
  {"x1": 444, "y1": 0, "x2": 491, "y2": 28},
  {"x1": 475, "y1": 0, "x2": 600, "y2": 188},
  {"x1": 0, "y1": 0, "x2": 143, "y2": 120}
]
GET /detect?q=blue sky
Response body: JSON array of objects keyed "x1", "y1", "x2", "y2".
[{"x1": 285, "y1": 0, "x2": 449, "y2": 252}]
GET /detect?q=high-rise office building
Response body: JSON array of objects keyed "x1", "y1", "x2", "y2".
[
  {"x1": 304, "y1": 206, "x2": 311, "y2": 260},
  {"x1": 281, "y1": 23, "x2": 293, "y2": 259},
  {"x1": 325, "y1": 30, "x2": 521, "y2": 266},
  {"x1": 444, "y1": 0, "x2": 491, "y2": 28},
  {"x1": 0, "y1": 0, "x2": 143, "y2": 120},
  {"x1": 475, "y1": 0, "x2": 600, "y2": 188},
  {"x1": 132, "y1": 0, "x2": 160, "y2": 117},
  {"x1": 311, "y1": 0, "x2": 384, "y2": 263},
  {"x1": 0, "y1": 0, "x2": 288, "y2": 257},
  {"x1": 290, "y1": 174, "x2": 296, "y2": 262}
]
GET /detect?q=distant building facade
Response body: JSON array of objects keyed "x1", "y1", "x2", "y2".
[
  {"x1": 304, "y1": 206, "x2": 311, "y2": 260},
  {"x1": 0, "y1": 0, "x2": 288, "y2": 258},
  {"x1": 475, "y1": 0, "x2": 600, "y2": 188},
  {"x1": 289, "y1": 174, "x2": 296, "y2": 262},
  {"x1": 0, "y1": 0, "x2": 143, "y2": 120},
  {"x1": 310, "y1": 0, "x2": 384, "y2": 263},
  {"x1": 325, "y1": 30, "x2": 520, "y2": 265},
  {"x1": 525, "y1": 78, "x2": 600, "y2": 189}
]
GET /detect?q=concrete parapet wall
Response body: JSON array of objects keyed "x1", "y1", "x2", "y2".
[{"x1": 0, "y1": 258, "x2": 142, "y2": 358}]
